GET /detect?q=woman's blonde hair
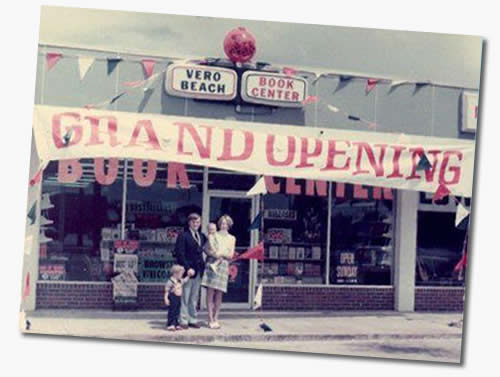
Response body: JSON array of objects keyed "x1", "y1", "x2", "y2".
[
  {"x1": 170, "y1": 264, "x2": 185, "y2": 275},
  {"x1": 217, "y1": 214, "x2": 234, "y2": 229}
]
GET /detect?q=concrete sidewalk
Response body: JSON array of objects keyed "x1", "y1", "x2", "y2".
[{"x1": 22, "y1": 310, "x2": 464, "y2": 345}]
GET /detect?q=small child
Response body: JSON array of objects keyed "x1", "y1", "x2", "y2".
[
  {"x1": 206, "y1": 222, "x2": 221, "y2": 273},
  {"x1": 164, "y1": 264, "x2": 193, "y2": 331}
]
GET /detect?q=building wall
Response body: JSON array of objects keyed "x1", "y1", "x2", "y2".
[
  {"x1": 35, "y1": 45, "x2": 475, "y2": 139},
  {"x1": 414, "y1": 287, "x2": 465, "y2": 312}
]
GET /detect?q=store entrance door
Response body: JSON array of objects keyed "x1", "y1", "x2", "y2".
[{"x1": 202, "y1": 191, "x2": 259, "y2": 309}]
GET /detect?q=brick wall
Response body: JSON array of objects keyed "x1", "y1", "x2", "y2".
[
  {"x1": 414, "y1": 287, "x2": 465, "y2": 312},
  {"x1": 36, "y1": 282, "x2": 113, "y2": 309},
  {"x1": 262, "y1": 285, "x2": 394, "y2": 310}
]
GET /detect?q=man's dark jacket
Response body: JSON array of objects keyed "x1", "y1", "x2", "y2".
[{"x1": 174, "y1": 229, "x2": 207, "y2": 278}]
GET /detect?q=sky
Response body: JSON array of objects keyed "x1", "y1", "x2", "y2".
[{"x1": 39, "y1": 6, "x2": 483, "y2": 89}]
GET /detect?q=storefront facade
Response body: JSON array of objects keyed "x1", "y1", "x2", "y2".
[{"x1": 23, "y1": 44, "x2": 475, "y2": 312}]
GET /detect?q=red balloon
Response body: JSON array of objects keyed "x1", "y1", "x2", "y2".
[{"x1": 223, "y1": 27, "x2": 256, "y2": 63}]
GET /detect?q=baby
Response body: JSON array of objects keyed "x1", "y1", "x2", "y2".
[
  {"x1": 164, "y1": 264, "x2": 193, "y2": 331},
  {"x1": 206, "y1": 222, "x2": 222, "y2": 273}
]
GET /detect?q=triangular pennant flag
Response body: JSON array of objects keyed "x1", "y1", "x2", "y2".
[
  {"x1": 78, "y1": 56, "x2": 95, "y2": 80},
  {"x1": 390, "y1": 79, "x2": 407, "y2": 88},
  {"x1": 416, "y1": 153, "x2": 432, "y2": 171},
  {"x1": 283, "y1": 67, "x2": 297, "y2": 76},
  {"x1": 253, "y1": 283, "x2": 263, "y2": 310},
  {"x1": 339, "y1": 75, "x2": 353, "y2": 82},
  {"x1": 233, "y1": 242, "x2": 264, "y2": 261},
  {"x1": 327, "y1": 105, "x2": 340, "y2": 113},
  {"x1": 141, "y1": 59, "x2": 156, "y2": 78},
  {"x1": 247, "y1": 176, "x2": 267, "y2": 196},
  {"x1": 301, "y1": 95, "x2": 318, "y2": 105},
  {"x1": 107, "y1": 58, "x2": 122, "y2": 75},
  {"x1": 46, "y1": 53, "x2": 62, "y2": 71},
  {"x1": 123, "y1": 80, "x2": 145, "y2": 87},
  {"x1": 27, "y1": 202, "x2": 37, "y2": 225},
  {"x1": 433, "y1": 184, "x2": 450, "y2": 202},
  {"x1": 455, "y1": 202, "x2": 470, "y2": 227},
  {"x1": 23, "y1": 272, "x2": 31, "y2": 300},
  {"x1": 348, "y1": 115, "x2": 361, "y2": 121},
  {"x1": 453, "y1": 252, "x2": 467, "y2": 272},
  {"x1": 414, "y1": 81, "x2": 431, "y2": 94},
  {"x1": 248, "y1": 213, "x2": 263, "y2": 231},
  {"x1": 366, "y1": 79, "x2": 378, "y2": 94},
  {"x1": 110, "y1": 92, "x2": 126, "y2": 105}
]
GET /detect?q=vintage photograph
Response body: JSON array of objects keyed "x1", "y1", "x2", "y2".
[{"x1": 21, "y1": 5, "x2": 482, "y2": 363}]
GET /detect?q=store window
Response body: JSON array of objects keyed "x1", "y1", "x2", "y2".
[
  {"x1": 125, "y1": 162, "x2": 204, "y2": 283},
  {"x1": 416, "y1": 193, "x2": 469, "y2": 286},
  {"x1": 260, "y1": 177, "x2": 329, "y2": 285},
  {"x1": 208, "y1": 168, "x2": 257, "y2": 191},
  {"x1": 39, "y1": 159, "x2": 125, "y2": 282},
  {"x1": 330, "y1": 183, "x2": 393, "y2": 285}
]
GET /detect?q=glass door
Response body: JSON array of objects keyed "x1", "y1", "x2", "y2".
[{"x1": 202, "y1": 192, "x2": 256, "y2": 308}]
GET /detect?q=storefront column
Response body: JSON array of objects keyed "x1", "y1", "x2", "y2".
[{"x1": 394, "y1": 190, "x2": 418, "y2": 312}]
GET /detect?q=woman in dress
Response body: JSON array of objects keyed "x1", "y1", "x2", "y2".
[{"x1": 201, "y1": 215, "x2": 236, "y2": 329}]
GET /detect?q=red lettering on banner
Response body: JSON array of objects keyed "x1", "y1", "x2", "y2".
[
  {"x1": 305, "y1": 180, "x2": 327, "y2": 196},
  {"x1": 126, "y1": 120, "x2": 161, "y2": 150},
  {"x1": 52, "y1": 112, "x2": 83, "y2": 148},
  {"x1": 387, "y1": 145, "x2": 406, "y2": 179},
  {"x1": 167, "y1": 162, "x2": 190, "y2": 189},
  {"x1": 353, "y1": 184, "x2": 369, "y2": 199},
  {"x1": 373, "y1": 187, "x2": 393, "y2": 200},
  {"x1": 175, "y1": 122, "x2": 212, "y2": 158},
  {"x1": 84, "y1": 116, "x2": 120, "y2": 147},
  {"x1": 264, "y1": 176, "x2": 280, "y2": 194},
  {"x1": 266, "y1": 135, "x2": 296, "y2": 166},
  {"x1": 133, "y1": 159, "x2": 157, "y2": 187},
  {"x1": 296, "y1": 138, "x2": 322, "y2": 168},
  {"x1": 285, "y1": 178, "x2": 301, "y2": 195},
  {"x1": 321, "y1": 140, "x2": 351, "y2": 171},
  {"x1": 94, "y1": 158, "x2": 119, "y2": 185},
  {"x1": 439, "y1": 150, "x2": 463, "y2": 185},
  {"x1": 335, "y1": 183, "x2": 346, "y2": 198},
  {"x1": 217, "y1": 129, "x2": 254, "y2": 161},
  {"x1": 352, "y1": 143, "x2": 387, "y2": 177},
  {"x1": 58, "y1": 159, "x2": 83, "y2": 183}
]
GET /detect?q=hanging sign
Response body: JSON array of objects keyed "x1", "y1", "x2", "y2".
[
  {"x1": 32, "y1": 105, "x2": 476, "y2": 198},
  {"x1": 165, "y1": 64, "x2": 237, "y2": 100},
  {"x1": 113, "y1": 254, "x2": 138, "y2": 274},
  {"x1": 241, "y1": 71, "x2": 307, "y2": 107},
  {"x1": 461, "y1": 91, "x2": 478, "y2": 133}
]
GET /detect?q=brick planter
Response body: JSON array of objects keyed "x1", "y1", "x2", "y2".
[
  {"x1": 262, "y1": 285, "x2": 394, "y2": 311},
  {"x1": 414, "y1": 287, "x2": 465, "y2": 312}
]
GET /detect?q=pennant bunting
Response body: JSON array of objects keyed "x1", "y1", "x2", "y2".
[
  {"x1": 455, "y1": 202, "x2": 470, "y2": 227},
  {"x1": 233, "y1": 242, "x2": 264, "y2": 261},
  {"x1": 110, "y1": 92, "x2": 126, "y2": 105},
  {"x1": 27, "y1": 202, "x2": 37, "y2": 225},
  {"x1": 46, "y1": 52, "x2": 62, "y2": 71},
  {"x1": 253, "y1": 283, "x2": 263, "y2": 310},
  {"x1": 416, "y1": 153, "x2": 432, "y2": 171},
  {"x1": 248, "y1": 213, "x2": 263, "y2": 231},
  {"x1": 123, "y1": 80, "x2": 145, "y2": 88},
  {"x1": 24, "y1": 235, "x2": 33, "y2": 255},
  {"x1": 107, "y1": 57, "x2": 122, "y2": 75},
  {"x1": 339, "y1": 75, "x2": 353, "y2": 82},
  {"x1": 390, "y1": 79, "x2": 407, "y2": 88},
  {"x1": 63, "y1": 128, "x2": 73, "y2": 146},
  {"x1": 29, "y1": 167, "x2": 44, "y2": 186},
  {"x1": 301, "y1": 96, "x2": 318, "y2": 105},
  {"x1": 283, "y1": 67, "x2": 297, "y2": 76},
  {"x1": 23, "y1": 272, "x2": 31, "y2": 300},
  {"x1": 78, "y1": 56, "x2": 95, "y2": 80},
  {"x1": 311, "y1": 72, "x2": 326, "y2": 85},
  {"x1": 433, "y1": 184, "x2": 450, "y2": 202},
  {"x1": 453, "y1": 252, "x2": 467, "y2": 272},
  {"x1": 141, "y1": 59, "x2": 156, "y2": 78},
  {"x1": 348, "y1": 115, "x2": 361, "y2": 121},
  {"x1": 327, "y1": 105, "x2": 340, "y2": 113},
  {"x1": 366, "y1": 79, "x2": 378, "y2": 94},
  {"x1": 246, "y1": 176, "x2": 268, "y2": 196}
]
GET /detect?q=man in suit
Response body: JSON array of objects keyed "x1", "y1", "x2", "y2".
[{"x1": 175, "y1": 213, "x2": 207, "y2": 329}]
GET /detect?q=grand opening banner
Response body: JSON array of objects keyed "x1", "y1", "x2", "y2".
[{"x1": 33, "y1": 105, "x2": 476, "y2": 197}]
